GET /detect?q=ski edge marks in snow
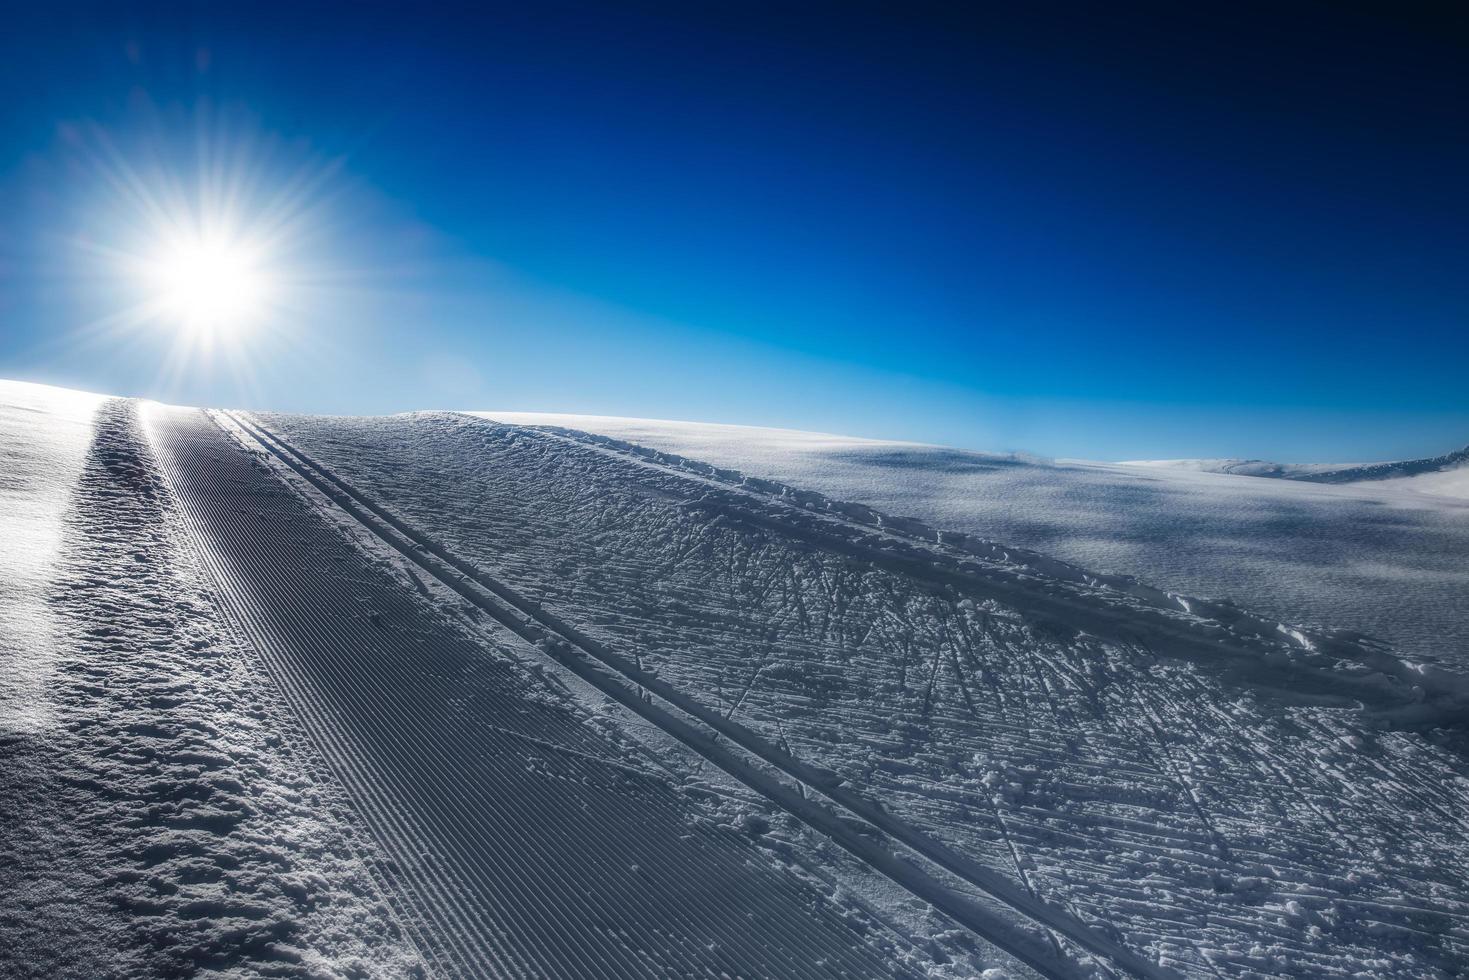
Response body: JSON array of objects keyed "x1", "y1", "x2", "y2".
[{"x1": 223, "y1": 409, "x2": 1169, "y2": 980}]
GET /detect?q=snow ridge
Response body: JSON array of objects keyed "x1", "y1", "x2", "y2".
[
  {"x1": 513, "y1": 421, "x2": 1469, "y2": 729},
  {"x1": 1291, "y1": 445, "x2": 1469, "y2": 485},
  {"x1": 1125, "y1": 445, "x2": 1469, "y2": 485}
]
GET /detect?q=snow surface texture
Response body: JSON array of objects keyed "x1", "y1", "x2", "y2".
[
  {"x1": 7, "y1": 382, "x2": 1469, "y2": 978},
  {"x1": 0, "y1": 381, "x2": 104, "y2": 738},
  {"x1": 1117, "y1": 459, "x2": 1353, "y2": 479},
  {"x1": 0, "y1": 392, "x2": 418, "y2": 977},
  {"x1": 223, "y1": 408, "x2": 1130, "y2": 979},
  {"x1": 482, "y1": 413, "x2": 1469, "y2": 664},
  {"x1": 146, "y1": 404, "x2": 925, "y2": 980},
  {"x1": 264, "y1": 409, "x2": 1469, "y2": 978}
]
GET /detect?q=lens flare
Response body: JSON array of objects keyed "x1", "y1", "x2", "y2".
[
  {"x1": 146, "y1": 234, "x2": 268, "y2": 336},
  {"x1": 51, "y1": 106, "x2": 355, "y2": 402}
]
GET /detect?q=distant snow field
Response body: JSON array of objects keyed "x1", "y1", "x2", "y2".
[{"x1": 484, "y1": 412, "x2": 1469, "y2": 664}]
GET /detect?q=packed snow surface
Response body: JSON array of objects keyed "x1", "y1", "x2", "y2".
[
  {"x1": 272, "y1": 409, "x2": 1469, "y2": 978},
  {"x1": 483, "y1": 413, "x2": 1469, "y2": 663},
  {"x1": 1, "y1": 390, "x2": 415, "y2": 976},
  {"x1": 154, "y1": 405, "x2": 924, "y2": 979},
  {"x1": 6, "y1": 383, "x2": 1469, "y2": 979}
]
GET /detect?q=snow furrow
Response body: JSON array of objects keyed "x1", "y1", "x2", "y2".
[
  {"x1": 2, "y1": 397, "x2": 417, "y2": 978},
  {"x1": 148, "y1": 405, "x2": 913, "y2": 980},
  {"x1": 230, "y1": 410, "x2": 1169, "y2": 980}
]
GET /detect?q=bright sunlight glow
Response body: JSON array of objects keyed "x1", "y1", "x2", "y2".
[
  {"x1": 65, "y1": 109, "x2": 344, "y2": 398},
  {"x1": 146, "y1": 236, "x2": 268, "y2": 336}
]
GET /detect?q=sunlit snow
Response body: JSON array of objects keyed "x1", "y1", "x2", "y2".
[{"x1": 5, "y1": 384, "x2": 1468, "y2": 979}]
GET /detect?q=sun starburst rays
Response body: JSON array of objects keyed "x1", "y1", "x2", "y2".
[{"x1": 57, "y1": 111, "x2": 347, "y2": 403}]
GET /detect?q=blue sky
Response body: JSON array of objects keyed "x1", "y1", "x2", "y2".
[{"x1": 1, "y1": 2, "x2": 1465, "y2": 461}]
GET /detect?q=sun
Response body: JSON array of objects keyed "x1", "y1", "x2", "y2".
[
  {"x1": 63, "y1": 112, "x2": 343, "y2": 390},
  {"x1": 146, "y1": 234, "x2": 269, "y2": 337}
]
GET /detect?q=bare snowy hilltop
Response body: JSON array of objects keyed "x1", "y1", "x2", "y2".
[{"x1": 5, "y1": 380, "x2": 1469, "y2": 980}]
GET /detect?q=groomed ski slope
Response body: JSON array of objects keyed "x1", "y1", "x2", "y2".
[
  {"x1": 1, "y1": 389, "x2": 416, "y2": 977},
  {"x1": 482, "y1": 412, "x2": 1469, "y2": 663},
  {"x1": 6, "y1": 381, "x2": 1469, "y2": 978},
  {"x1": 259, "y1": 408, "x2": 1469, "y2": 978},
  {"x1": 222, "y1": 408, "x2": 1156, "y2": 980},
  {"x1": 146, "y1": 404, "x2": 928, "y2": 980}
]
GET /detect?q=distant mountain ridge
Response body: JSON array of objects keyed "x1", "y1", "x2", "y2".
[
  {"x1": 1124, "y1": 444, "x2": 1469, "y2": 485},
  {"x1": 1290, "y1": 444, "x2": 1469, "y2": 484}
]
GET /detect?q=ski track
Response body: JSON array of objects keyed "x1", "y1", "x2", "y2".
[
  {"x1": 256, "y1": 409, "x2": 1469, "y2": 979},
  {"x1": 228, "y1": 409, "x2": 1164, "y2": 980},
  {"x1": 147, "y1": 404, "x2": 920, "y2": 980},
  {"x1": 0, "y1": 399, "x2": 416, "y2": 979}
]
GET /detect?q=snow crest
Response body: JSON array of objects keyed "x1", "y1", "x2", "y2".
[{"x1": 515, "y1": 420, "x2": 1469, "y2": 728}]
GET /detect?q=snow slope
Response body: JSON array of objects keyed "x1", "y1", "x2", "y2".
[
  {"x1": 8, "y1": 382, "x2": 1469, "y2": 978},
  {"x1": 1117, "y1": 458, "x2": 1350, "y2": 478},
  {"x1": 481, "y1": 413, "x2": 1469, "y2": 664},
  {"x1": 265, "y1": 408, "x2": 1469, "y2": 978},
  {"x1": 0, "y1": 381, "x2": 105, "y2": 737},
  {"x1": 1379, "y1": 464, "x2": 1469, "y2": 499},
  {"x1": 151, "y1": 404, "x2": 927, "y2": 980},
  {"x1": 5, "y1": 384, "x2": 969, "y2": 978},
  {"x1": 1, "y1": 392, "x2": 417, "y2": 977}
]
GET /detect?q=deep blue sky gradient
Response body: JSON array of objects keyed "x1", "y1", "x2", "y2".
[{"x1": 1, "y1": 2, "x2": 1465, "y2": 460}]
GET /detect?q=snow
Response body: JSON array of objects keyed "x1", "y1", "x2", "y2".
[
  {"x1": 1378, "y1": 463, "x2": 1469, "y2": 499},
  {"x1": 1, "y1": 390, "x2": 418, "y2": 976},
  {"x1": 479, "y1": 412, "x2": 1469, "y2": 664},
  {"x1": 1125, "y1": 449, "x2": 1469, "y2": 500},
  {"x1": 1119, "y1": 458, "x2": 1351, "y2": 478},
  {"x1": 266, "y1": 408, "x2": 1469, "y2": 978},
  {"x1": 0, "y1": 380, "x2": 106, "y2": 735},
  {"x1": 486, "y1": 411, "x2": 922, "y2": 455},
  {"x1": 7, "y1": 383, "x2": 1469, "y2": 978},
  {"x1": 150, "y1": 403, "x2": 931, "y2": 979}
]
